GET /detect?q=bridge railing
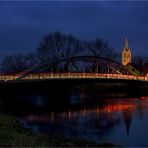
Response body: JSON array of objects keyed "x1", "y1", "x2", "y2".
[
  {"x1": 0, "y1": 72, "x2": 147, "y2": 82},
  {"x1": 0, "y1": 74, "x2": 20, "y2": 81}
]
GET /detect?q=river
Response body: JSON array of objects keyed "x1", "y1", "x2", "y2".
[{"x1": 1, "y1": 85, "x2": 148, "y2": 147}]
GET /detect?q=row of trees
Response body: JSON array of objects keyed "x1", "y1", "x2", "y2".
[{"x1": 1, "y1": 32, "x2": 117, "y2": 73}]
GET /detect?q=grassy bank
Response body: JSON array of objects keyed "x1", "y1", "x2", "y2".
[{"x1": 0, "y1": 112, "x2": 117, "y2": 147}]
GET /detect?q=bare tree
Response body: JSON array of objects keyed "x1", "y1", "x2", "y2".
[
  {"x1": 85, "y1": 38, "x2": 116, "y2": 59},
  {"x1": 25, "y1": 52, "x2": 39, "y2": 67},
  {"x1": 133, "y1": 56, "x2": 143, "y2": 66},
  {"x1": 1, "y1": 54, "x2": 28, "y2": 73},
  {"x1": 1, "y1": 32, "x2": 116, "y2": 74},
  {"x1": 37, "y1": 32, "x2": 83, "y2": 72},
  {"x1": 132, "y1": 56, "x2": 148, "y2": 74},
  {"x1": 60, "y1": 34, "x2": 83, "y2": 71},
  {"x1": 83, "y1": 38, "x2": 116, "y2": 73}
]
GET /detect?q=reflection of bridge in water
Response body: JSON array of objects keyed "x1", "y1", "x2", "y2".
[{"x1": 25, "y1": 98, "x2": 138, "y2": 137}]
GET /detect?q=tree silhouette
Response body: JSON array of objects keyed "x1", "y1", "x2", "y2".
[
  {"x1": 37, "y1": 32, "x2": 83, "y2": 72},
  {"x1": 0, "y1": 32, "x2": 116, "y2": 74},
  {"x1": 1, "y1": 54, "x2": 28, "y2": 73},
  {"x1": 83, "y1": 38, "x2": 116, "y2": 72}
]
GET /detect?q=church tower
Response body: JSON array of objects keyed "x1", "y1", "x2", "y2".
[{"x1": 122, "y1": 37, "x2": 132, "y2": 66}]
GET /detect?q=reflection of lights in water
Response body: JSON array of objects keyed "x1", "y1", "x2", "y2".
[
  {"x1": 102, "y1": 104, "x2": 135, "y2": 113},
  {"x1": 70, "y1": 95, "x2": 79, "y2": 104},
  {"x1": 51, "y1": 112, "x2": 54, "y2": 122},
  {"x1": 140, "y1": 96, "x2": 148, "y2": 100},
  {"x1": 96, "y1": 107, "x2": 99, "y2": 119},
  {"x1": 32, "y1": 95, "x2": 46, "y2": 106},
  {"x1": 22, "y1": 98, "x2": 148, "y2": 148},
  {"x1": 68, "y1": 110, "x2": 71, "y2": 119},
  {"x1": 96, "y1": 107, "x2": 99, "y2": 113},
  {"x1": 26, "y1": 100, "x2": 137, "y2": 129},
  {"x1": 80, "y1": 91, "x2": 85, "y2": 99},
  {"x1": 24, "y1": 99, "x2": 140, "y2": 138},
  {"x1": 36, "y1": 97, "x2": 43, "y2": 106},
  {"x1": 83, "y1": 108, "x2": 86, "y2": 118}
]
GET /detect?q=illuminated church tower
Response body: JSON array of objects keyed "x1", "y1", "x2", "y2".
[{"x1": 122, "y1": 37, "x2": 132, "y2": 66}]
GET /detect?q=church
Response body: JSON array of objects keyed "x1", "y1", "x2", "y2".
[{"x1": 121, "y1": 37, "x2": 142, "y2": 76}]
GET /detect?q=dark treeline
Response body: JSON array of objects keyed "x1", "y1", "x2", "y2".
[
  {"x1": 1, "y1": 32, "x2": 117, "y2": 74},
  {"x1": 2, "y1": 32, "x2": 148, "y2": 74}
]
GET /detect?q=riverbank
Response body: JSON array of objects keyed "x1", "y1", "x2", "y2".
[{"x1": 0, "y1": 112, "x2": 117, "y2": 147}]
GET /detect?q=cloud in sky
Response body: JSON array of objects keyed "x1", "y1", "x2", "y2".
[{"x1": 0, "y1": 1, "x2": 148, "y2": 58}]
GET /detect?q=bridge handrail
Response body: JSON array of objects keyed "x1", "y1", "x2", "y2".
[{"x1": 0, "y1": 72, "x2": 147, "y2": 82}]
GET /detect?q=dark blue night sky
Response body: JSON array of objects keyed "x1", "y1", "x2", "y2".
[{"x1": 0, "y1": 1, "x2": 148, "y2": 58}]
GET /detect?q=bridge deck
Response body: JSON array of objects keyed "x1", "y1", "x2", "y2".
[{"x1": 0, "y1": 73, "x2": 147, "y2": 82}]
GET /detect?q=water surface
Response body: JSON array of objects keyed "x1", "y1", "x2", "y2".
[{"x1": 18, "y1": 97, "x2": 148, "y2": 147}]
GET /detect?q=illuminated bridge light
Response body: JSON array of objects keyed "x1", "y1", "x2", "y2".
[{"x1": 0, "y1": 72, "x2": 147, "y2": 82}]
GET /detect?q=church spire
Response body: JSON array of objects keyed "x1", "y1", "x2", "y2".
[
  {"x1": 122, "y1": 37, "x2": 132, "y2": 66},
  {"x1": 124, "y1": 37, "x2": 129, "y2": 49}
]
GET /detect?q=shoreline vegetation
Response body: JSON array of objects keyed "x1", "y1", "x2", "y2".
[{"x1": 0, "y1": 112, "x2": 118, "y2": 147}]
